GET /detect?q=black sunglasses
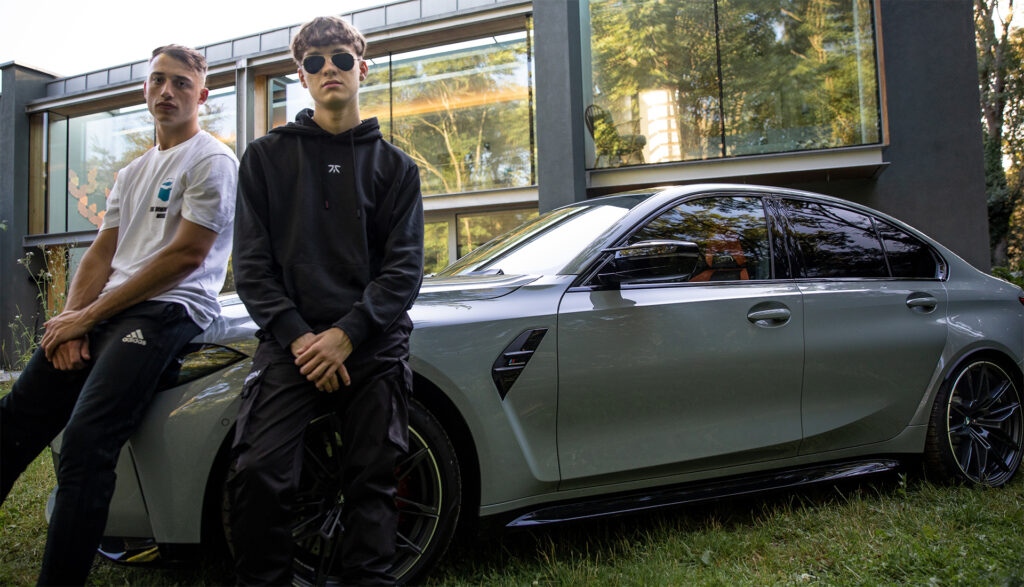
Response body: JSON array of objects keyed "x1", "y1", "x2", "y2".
[{"x1": 302, "y1": 53, "x2": 357, "y2": 74}]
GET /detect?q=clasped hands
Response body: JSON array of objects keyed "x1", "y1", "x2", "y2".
[
  {"x1": 291, "y1": 328, "x2": 353, "y2": 393},
  {"x1": 41, "y1": 309, "x2": 94, "y2": 371}
]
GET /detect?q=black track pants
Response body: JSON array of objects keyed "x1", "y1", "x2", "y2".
[
  {"x1": 0, "y1": 301, "x2": 200, "y2": 586},
  {"x1": 227, "y1": 331, "x2": 410, "y2": 586}
]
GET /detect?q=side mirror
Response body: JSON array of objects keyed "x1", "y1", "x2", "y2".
[{"x1": 598, "y1": 240, "x2": 701, "y2": 286}]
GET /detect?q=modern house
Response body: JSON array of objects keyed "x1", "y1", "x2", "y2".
[{"x1": 0, "y1": 0, "x2": 988, "y2": 363}]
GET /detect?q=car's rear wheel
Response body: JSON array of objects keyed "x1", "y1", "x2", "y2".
[
  {"x1": 290, "y1": 397, "x2": 462, "y2": 585},
  {"x1": 925, "y1": 359, "x2": 1023, "y2": 486}
]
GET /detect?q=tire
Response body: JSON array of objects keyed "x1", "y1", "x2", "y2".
[
  {"x1": 924, "y1": 359, "x2": 1023, "y2": 487},
  {"x1": 290, "y1": 397, "x2": 462, "y2": 585}
]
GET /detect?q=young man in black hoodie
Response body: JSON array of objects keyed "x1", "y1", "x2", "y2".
[{"x1": 229, "y1": 16, "x2": 424, "y2": 586}]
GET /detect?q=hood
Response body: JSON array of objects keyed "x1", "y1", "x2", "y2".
[
  {"x1": 414, "y1": 274, "x2": 540, "y2": 304},
  {"x1": 270, "y1": 108, "x2": 382, "y2": 144}
]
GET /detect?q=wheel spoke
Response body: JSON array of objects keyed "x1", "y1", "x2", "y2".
[
  {"x1": 304, "y1": 444, "x2": 337, "y2": 482},
  {"x1": 956, "y1": 436, "x2": 975, "y2": 473},
  {"x1": 948, "y1": 421, "x2": 971, "y2": 437},
  {"x1": 395, "y1": 447, "x2": 429, "y2": 481},
  {"x1": 396, "y1": 529, "x2": 426, "y2": 555},
  {"x1": 970, "y1": 433, "x2": 992, "y2": 481},
  {"x1": 978, "y1": 380, "x2": 1012, "y2": 412},
  {"x1": 396, "y1": 495, "x2": 440, "y2": 518},
  {"x1": 984, "y1": 426, "x2": 1022, "y2": 454},
  {"x1": 978, "y1": 402, "x2": 1021, "y2": 426}
]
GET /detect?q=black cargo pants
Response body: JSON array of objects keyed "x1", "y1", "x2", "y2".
[
  {"x1": 0, "y1": 301, "x2": 200, "y2": 585},
  {"x1": 227, "y1": 322, "x2": 411, "y2": 586}
]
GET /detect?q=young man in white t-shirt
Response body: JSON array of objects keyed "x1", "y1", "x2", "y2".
[{"x1": 0, "y1": 44, "x2": 237, "y2": 585}]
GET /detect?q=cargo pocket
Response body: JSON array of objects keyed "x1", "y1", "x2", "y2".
[{"x1": 386, "y1": 364, "x2": 411, "y2": 452}]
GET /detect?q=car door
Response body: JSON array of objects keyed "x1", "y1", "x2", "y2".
[
  {"x1": 771, "y1": 197, "x2": 949, "y2": 454},
  {"x1": 556, "y1": 194, "x2": 805, "y2": 482}
]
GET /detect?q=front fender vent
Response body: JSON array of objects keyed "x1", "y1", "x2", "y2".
[{"x1": 492, "y1": 328, "x2": 548, "y2": 399}]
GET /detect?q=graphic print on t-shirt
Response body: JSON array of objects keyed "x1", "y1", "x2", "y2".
[{"x1": 149, "y1": 177, "x2": 174, "y2": 218}]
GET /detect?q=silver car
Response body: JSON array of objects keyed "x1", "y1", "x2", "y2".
[{"x1": 49, "y1": 184, "x2": 1024, "y2": 584}]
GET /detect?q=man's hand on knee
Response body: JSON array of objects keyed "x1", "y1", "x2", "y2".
[
  {"x1": 42, "y1": 309, "x2": 95, "y2": 359},
  {"x1": 50, "y1": 337, "x2": 91, "y2": 371}
]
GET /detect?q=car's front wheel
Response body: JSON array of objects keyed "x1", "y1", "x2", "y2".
[
  {"x1": 290, "y1": 397, "x2": 462, "y2": 585},
  {"x1": 925, "y1": 359, "x2": 1023, "y2": 487}
]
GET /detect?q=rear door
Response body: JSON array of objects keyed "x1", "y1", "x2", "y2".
[{"x1": 772, "y1": 197, "x2": 948, "y2": 454}]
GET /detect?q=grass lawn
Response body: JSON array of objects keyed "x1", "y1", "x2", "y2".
[{"x1": 2, "y1": 379, "x2": 1022, "y2": 585}]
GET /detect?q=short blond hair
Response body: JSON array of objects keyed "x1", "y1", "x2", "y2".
[{"x1": 291, "y1": 16, "x2": 367, "y2": 66}]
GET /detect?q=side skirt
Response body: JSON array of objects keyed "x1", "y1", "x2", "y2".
[{"x1": 505, "y1": 458, "x2": 902, "y2": 528}]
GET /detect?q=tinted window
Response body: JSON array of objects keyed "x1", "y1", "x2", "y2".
[
  {"x1": 779, "y1": 199, "x2": 888, "y2": 278},
  {"x1": 629, "y1": 196, "x2": 771, "y2": 282},
  {"x1": 877, "y1": 222, "x2": 939, "y2": 279}
]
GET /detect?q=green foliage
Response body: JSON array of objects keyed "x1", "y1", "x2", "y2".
[
  {"x1": 4, "y1": 246, "x2": 71, "y2": 370},
  {"x1": 992, "y1": 265, "x2": 1024, "y2": 288},
  {"x1": 6, "y1": 453, "x2": 1018, "y2": 586},
  {"x1": 976, "y1": 0, "x2": 1024, "y2": 267}
]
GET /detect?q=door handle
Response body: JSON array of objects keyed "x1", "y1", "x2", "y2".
[
  {"x1": 747, "y1": 307, "x2": 791, "y2": 325},
  {"x1": 906, "y1": 293, "x2": 938, "y2": 313}
]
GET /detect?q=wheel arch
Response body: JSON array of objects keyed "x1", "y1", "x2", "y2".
[
  {"x1": 411, "y1": 370, "x2": 481, "y2": 532},
  {"x1": 199, "y1": 422, "x2": 235, "y2": 553}
]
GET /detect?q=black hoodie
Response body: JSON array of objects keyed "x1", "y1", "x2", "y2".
[{"x1": 233, "y1": 109, "x2": 424, "y2": 355}]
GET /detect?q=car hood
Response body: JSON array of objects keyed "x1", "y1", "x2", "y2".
[{"x1": 414, "y1": 274, "x2": 540, "y2": 304}]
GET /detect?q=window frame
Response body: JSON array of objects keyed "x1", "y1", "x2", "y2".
[
  {"x1": 581, "y1": 192, "x2": 779, "y2": 290},
  {"x1": 770, "y1": 195, "x2": 947, "y2": 282}
]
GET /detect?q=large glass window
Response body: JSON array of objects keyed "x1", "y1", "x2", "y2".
[
  {"x1": 391, "y1": 32, "x2": 534, "y2": 196},
  {"x1": 45, "y1": 86, "x2": 237, "y2": 234},
  {"x1": 267, "y1": 31, "x2": 535, "y2": 197},
  {"x1": 584, "y1": 0, "x2": 881, "y2": 168}
]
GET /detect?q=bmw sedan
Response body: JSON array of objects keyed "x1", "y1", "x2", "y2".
[{"x1": 49, "y1": 184, "x2": 1024, "y2": 584}]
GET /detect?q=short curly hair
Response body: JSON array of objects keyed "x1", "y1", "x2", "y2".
[{"x1": 291, "y1": 16, "x2": 367, "y2": 67}]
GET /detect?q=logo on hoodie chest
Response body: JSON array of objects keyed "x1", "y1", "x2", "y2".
[{"x1": 328, "y1": 164, "x2": 341, "y2": 174}]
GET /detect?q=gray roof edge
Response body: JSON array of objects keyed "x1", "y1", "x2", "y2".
[{"x1": 36, "y1": 0, "x2": 529, "y2": 95}]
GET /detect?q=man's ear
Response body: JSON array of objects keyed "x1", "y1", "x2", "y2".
[
  {"x1": 198, "y1": 87, "x2": 209, "y2": 106},
  {"x1": 359, "y1": 58, "x2": 368, "y2": 81},
  {"x1": 142, "y1": 82, "x2": 148, "y2": 99},
  {"x1": 298, "y1": 67, "x2": 308, "y2": 88}
]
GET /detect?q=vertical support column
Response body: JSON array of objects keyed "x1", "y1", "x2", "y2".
[
  {"x1": 533, "y1": 0, "x2": 588, "y2": 212},
  {"x1": 235, "y1": 59, "x2": 255, "y2": 159},
  {"x1": 0, "y1": 64, "x2": 54, "y2": 367}
]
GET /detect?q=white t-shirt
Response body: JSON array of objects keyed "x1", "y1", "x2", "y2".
[{"x1": 99, "y1": 131, "x2": 238, "y2": 329}]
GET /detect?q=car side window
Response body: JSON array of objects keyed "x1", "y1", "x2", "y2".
[
  {"x1": 628, "y1": 196, "x2": 771, "y2": 282},
  {"x1": 876, "y1": 221, "x2": 940, "y2": 278},
  {"x1": 778, "y1": 199, "x2": 888, "y2": 278}
]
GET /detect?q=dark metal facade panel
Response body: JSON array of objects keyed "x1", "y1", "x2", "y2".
[
  {"x1": 233, "y1": 36, "x2": 261, "y2": 57},
  {"x1": 206, "y1": 42, "x2": 232, "y2": 64},
  {"x1": 387, "y1": 0, "x2": 422, "y2": 24},
  {"x1": 354, "y1": 7, "x2": 387, "y2": 30},
  {"x1": 86, "y1": 71, "x2": 107, "y2": 89},
  {"x1": 459, "y1": 0, "x2": 496, "y2": 9},
  {"x1": 108, "y1": 66, "x2": 132, "y2": 84},
  {"x1": 65, "y1": 76, "x2": 86, "y2": 93},
  {"x1": 260, "y1": 29, "x2": 290, "y2": 51},
  {"x1": 421, "y1": 0, "x2": 458, "y2": 18}
]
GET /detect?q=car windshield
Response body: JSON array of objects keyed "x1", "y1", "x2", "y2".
[{"x1": 435, "y1": 195, "x2": 651, "y2": 277}]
